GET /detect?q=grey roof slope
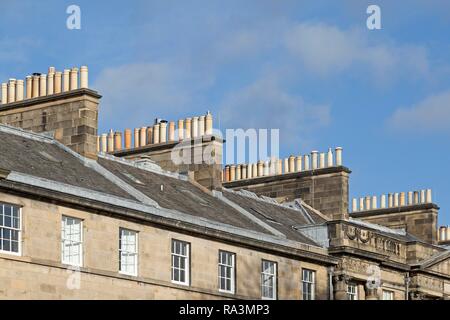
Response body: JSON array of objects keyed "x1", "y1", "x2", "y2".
[
  {"x1": 0, "y1": 124, "x2": 333, "y2": 247},
  {"x1": 222, "y1": 189, "x2": 325, "y2": 245},
  {"x1": 97, "y1": 157, "x2": 269, "y2": 233},
  {"x1": 0, "y1": 130, "x2": 133, "y2": 200},
  {"x1": 0, "y1": 125, "x2": 274, "y2": 237}
]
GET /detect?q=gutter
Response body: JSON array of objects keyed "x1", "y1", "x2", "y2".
[
  {"x1": 0, "y1": 178, "x2": 338, "y2": 266},
  {"x1": 0, "y1": 168, "x2": 10, "y2": 179}
]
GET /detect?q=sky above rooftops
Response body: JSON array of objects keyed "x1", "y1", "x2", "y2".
[{"x1": 1, "y1": 0, "x2": 449, "y2": 224}]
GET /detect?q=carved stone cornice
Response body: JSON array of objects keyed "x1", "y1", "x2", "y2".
[{"x1": 342, "y1": 224, "x2": 402, "y2": 256}]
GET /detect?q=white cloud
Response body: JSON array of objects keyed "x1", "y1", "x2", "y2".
[
  {"x1": 218, "y1": 75, "x2": 330, "y2": 147},
  {"x1": 284, "y1": 22, "x2": 430, "y2": 81},
  {"x1": 94, "y1": 63, "x2": 203, "y2": 130},
  {"x1": 387, "y1": 90, "x2": 450, "y2": 133},
  {"x1": 0, "y1": 37, "x2": 40, "y2": 63}
]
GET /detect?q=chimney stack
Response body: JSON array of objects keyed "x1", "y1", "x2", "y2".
[
  {"x1": 168, "y1": 121, "x2": 175, "y2": 141},
  {"x1": 114, "y1": 132, "x2": 122, "y2": 151},
  {"x1": 185, "y1": 118, "x2": 191, "y2": 139},
  {"x1": 198, "y1": 116, "x2": 205, "y2": 136},
  {"x1": 288, "y1": 156, "x2": 295, "y2": 173},
  {"x1": 335, "y1": 147, "x2": 343, "y2": 166},
  {"x1": 54, "y1": 72, "x2": 62, "y2": 94},
  {"x1": 25, "y1": 76, "x2": 32, "y2": 99},
  {"x1": 101, "y1": 134, "x2": 107, "y2": 153},
  {"x1": 192, "y1": 117, "x2": 199, "y2": 138},
  {"x1": 63, "y1": 69, "x2": 70, "y2": 92},
  {"x1": 146, "y1": 127, "x2": 153, "y2": 145},
  {"x1": 230, "y1": 165, "x2": 236, "y2": 182},
  {"x1": 327, "y1": 148, "x2": 333, "y2": 167},
  {"x1": 205, "y1": 111, "x2": 213, "y2": 135},
  {"x1": 47, "y1": 70, "x2": 54, "y2": 95},
  {"x1": 134, "y1": 128, "x2": 140, "y2": 148},
  {"x1": 1, "y1": 83, "x2": 7, "y2": 104},
  {"x1": 380, "y1": 194, "x2": 386, "y2": 208},
  {"x1": 352, "y1": 198, "x2": 357, "y2": 212},
  {"x1": 153, "y1": 124, "x2": 160, "y2": 144},
  {"x1": 70, "y1": 67, "x2": 79, "y2": 90},
  {"x1": 80, "y1": 66, "x2": 88, "y2": 88},
  {"x1": 311, "y1": 151, "x2": 318, "y2": 170},
  {"x1": 224, "y1": 166, "x2": 230, "y2": 182},
  {"x1": 319, "y1": 152, "x2": 325, "y2": 169},
  {"x1": 32, "y1": 74, "x2": 39, "y2": 98},
  {"x1": 124, "y1": 129, "x2": 132, "y2": 149},
  {"x1": 296, "y1": 156, "x2": 302, "y2": 172},
  {"x1": 159, "y1": 121, "x2": 167, "y2": 143},
  {"x1": 178, "y1": 119, "x2": 184, "y2": 141},
  {"x1": 39, "y1": 74, "x2": 47, "y2": 97},
  {"x1": 15, "y1": 80, "x2": 24, "y2": 101},
  {"x1": 8, "y1": 79, "x2": 16, "y2": 103},
  {"x1": 0, "y1": 65, "x2": 103, "y2": 159},
  {"x1": 139, "y1": 127, "x2": 147, "y2": 147},
  {"x1": 426, "y1": 189, "x2": 432, "y2": 203},
  {"x1": 107, "y1": 130, "x2": 114, "y2": 152}
]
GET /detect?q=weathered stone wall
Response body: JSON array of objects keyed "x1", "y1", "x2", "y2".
[
  {"x1": 223, "y1": 168, "x2": 350, "y2": 220},
  {"x1": 113, "y1": 136, "x2": 223, "y2": 191},
  {"x1": 351, "y1": 205, "x2": 439, "y2": 244},
  {"x1": 328, "y1": 221, "x2": 407, "y2": 263},
  {"x1": 0, "y1": 89, "x2": 100, "y2": 159},
  {"x1": 0, "y1": 191, "x2": 330, "y2": 300}
]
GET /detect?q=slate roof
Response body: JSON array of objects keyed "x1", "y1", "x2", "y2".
[
  {"x1": 97, "y1": 156, "x2": 269, "y2": 233},
  {"x1": 0, "y1": 124, "x2": 437, "y2": 252},
  {"x1": 222, "y1": 189, "x2": 325, "y2": 244},
  {"x1": 0, "y1": 129, "x2": 132, "y2": 200},
  {"x1": 0, "y1": 124, "x2": 322, "y2": 246}
]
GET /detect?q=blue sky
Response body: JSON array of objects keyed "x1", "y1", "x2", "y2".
[{"x1": 1, "y1": 0, "x2": 449, "y2": 224}]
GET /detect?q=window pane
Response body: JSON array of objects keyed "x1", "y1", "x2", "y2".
[
  {"x1": 62, "y1": 216, "x2": 82, "y2": 266},
  {"x1": 180, "y1": 269, "x2": 185, "y2": 283},
  {"x1": 218, "y1": 251, "x2": 235, "y2": 292},
  {"x1": 3, "y1": 239, "x2": 10, "y2": 251},
  {"x1": 171, "y1": 240, "x2": 189, "y2": 284},
  {"x1": 12, "y1": 207, "x2": 19, "y2": 219},
  {"x1": 302, "y1": 269, "x2": 315, "y2": 300},
  {"x1": 119, "y1": 228, "x2": 137, "y2": 274},
  {"x1": 261, "y1": 261, "x2": 276, "y2": 299},
  {"x1": 4, "y1": 215, "x2": 11, "y2": 228},
  {"x1": 11, "y1": 241, "x2": 18, "y2": 253}
]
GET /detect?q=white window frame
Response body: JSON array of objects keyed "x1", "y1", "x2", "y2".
[
  {"x1": 382, "y1": 289, "x2": 394, "y2": 300},
  {"x1": 347, "y1": 283, "x2": 358, "y2": 300},
  {"x1": 218, "y1": 250, "x2": 236, "y2": 294},
  {"x1": 61, "y1": 215, "x2": 83, "y2": 267},
  {"x1": 261, "y1": 260, "x2": 277, "y2": 300},
  {"x1": 0, "y1": 203, "x2": 22, "y2": 256},
  {"x1": 301, "y1": 269, "x2": 316, "y2": 300},
  {"x1": 119, "y1": 228, "x2": 138, "y2": 276},
  {"x1": 171, "y1": 239, "x2": 190, "y2": 286}
]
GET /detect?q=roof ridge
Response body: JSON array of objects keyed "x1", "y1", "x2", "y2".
[
  {"x1": 0, "y1": 123, "x2": 55, "y2": 143},
  {"x1": 223, "y1": 188, "x2": 289, "y2": 209},
  {"x1": 213, "y1": 190, "x2": 287, "y2": 239},
  {"x1": 348, "y1": 217, "x2": 406, "y2": 236},
  {"x1": 291, "y1": 199, "x2": 330, "y2": 222},
  {"x1": 98, "y1": 152, "x2": 188, "y2": 181}
]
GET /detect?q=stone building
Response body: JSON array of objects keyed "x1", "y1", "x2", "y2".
[{"x1": 0, "y1": 65, "x2": 449, "y2": 300}]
